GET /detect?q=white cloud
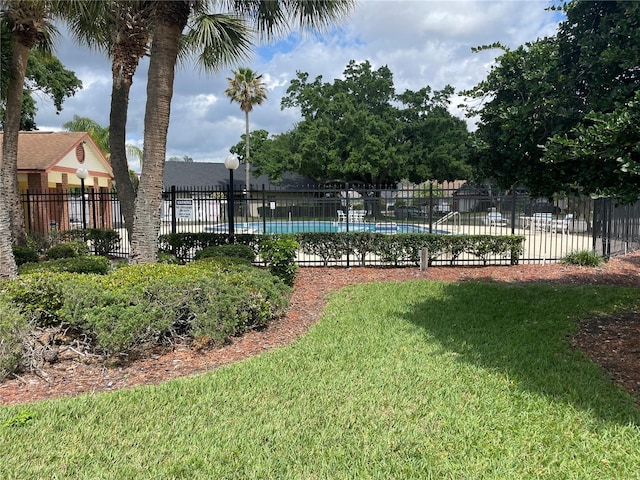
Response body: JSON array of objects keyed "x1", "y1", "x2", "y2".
[{"x1": 33, "y1": 0, "x2": 562, "y2": 170}]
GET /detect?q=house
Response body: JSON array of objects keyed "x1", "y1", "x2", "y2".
[
  {"x1": 0, "y1": 131, "x2": 114, "y2": 233},
  {"x1": 162, "y1": 161, "x2": 318, "y2": 220},
  {"x1": 162, "y1": 161, "x2": 315, "y2": 190}
]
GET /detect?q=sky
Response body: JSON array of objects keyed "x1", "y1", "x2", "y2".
[{"x1": 34, "y1": 0, "x2": 562, "y2": 172}]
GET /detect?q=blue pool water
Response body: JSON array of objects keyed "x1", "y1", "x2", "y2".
[{"x1": 206, "y1": 221, "x2": 449, "y2": 235}]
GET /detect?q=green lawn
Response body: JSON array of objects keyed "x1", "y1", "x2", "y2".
[{"x1": 2, "y1": 280, "x2": 639, "y2": 479}]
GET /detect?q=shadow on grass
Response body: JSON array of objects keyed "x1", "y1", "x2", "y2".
[{"x1": 399, "y1": 281, "x2": 640, "y2": 425}]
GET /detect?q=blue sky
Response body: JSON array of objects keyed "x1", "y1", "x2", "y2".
[{"x1": 35, "y1": 0, "x2": 562, "y2": 172}]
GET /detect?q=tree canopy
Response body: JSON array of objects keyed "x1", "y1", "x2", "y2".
[
  {"x1": 464, "y1": 0, "x2": 640, "y2": 201},
  {"x1": 0, "y1": 30, "x2": 82, "y2": 131},
  {"x1": 243, "y1": 60, "x2": 471, "y2": 186}
]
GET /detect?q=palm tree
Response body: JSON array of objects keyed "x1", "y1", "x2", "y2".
[
  {"x1": 62, "y1": 0, "x2": 154, "y2": 240},
  {"x1": 0, "y1": 0, "x2": 67, "y2": 277},
  {"x1": 130, "y1": 0, "x2": 355, "y2": 263},
  {"x1": 64, "y1": 1, "x2": 252, "y2": 247},
  {"x1": 0, "y1": 0, "x2": 60, "y2": 254},
  {"x1": 225, "y1": 67, "x2": 267, "y2": 197},
  {"x1": 63, "y1": 115, "x2": 110, "y2": 153}
]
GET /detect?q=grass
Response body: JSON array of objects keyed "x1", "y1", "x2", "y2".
[{"x1": 1, "y1": 280, "x2": 640, "y2": 479}]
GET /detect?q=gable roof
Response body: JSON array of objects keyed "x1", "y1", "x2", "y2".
[
  {"x1": 163, "y1": 161, "x2": 317, "y2": 190},
  {"x1": 0, "y1": 131, "x2": 112, "y2": 175}
]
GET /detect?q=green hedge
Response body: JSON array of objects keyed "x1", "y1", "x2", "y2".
[
  {"x1": 18, "y1": 255, "x2": 111, "y2": 275},
  {"x1": 161, "y1": 232, "x2": 525, "y2": 266},
  {"x1": 296, "y1": 233, "x2": 524, "y2": 266}
]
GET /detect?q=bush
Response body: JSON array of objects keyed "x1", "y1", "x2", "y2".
[
  {"x1": 58, "y1": 262, "x2": 291, "y2": 355},
  {"x1": 1, "y1": 272, "x2": 74, "y2": 326},
  {"x1": 260, "y1": 237, "x2": 299, "y2": 286},
  {"x1": 2, "y1": 261, "x2": 291, "y2": 359},
  {"x1": 12, "y1": 245, "x2": 39, "y2": 266},
  {"x1": 0, "y1": 302, "x2": 29, "y2": 381},
  {"x1": 19, "y1": 256, "x2": 111, "y2": 275},
  {"x1": 45, "y1": 241, "x2": 90, "y2": 260},
  {"x1": 157, "y1": 251, "x2": 180, "y2": 264},
  {"x1": 561, "y1": 250, "x2": 603, "y2": 267},
  {"x1": 194, "y1": 244, "x2": 255, "y2": 263},
  {"x1": 62, "y1": 228, "x2": 121, "y2": 257}
]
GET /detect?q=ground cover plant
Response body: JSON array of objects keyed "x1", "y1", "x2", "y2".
[
  {"x1": 1, "y1": 280, "x2": 639, "y2": 479},
  {"x1": 0, "y1": 259, "x2": 290, "y2": 379}
]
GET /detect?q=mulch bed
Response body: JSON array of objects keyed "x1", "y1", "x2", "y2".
[{"x1": 2, "y1": 254, "x2": 640, "y2": 406}]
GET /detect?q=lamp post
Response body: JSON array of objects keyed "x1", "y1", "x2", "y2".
[
  {"x1": 75, "y1": 167, "x2": 88, "y2": 230},
  {"x1": 224, "y1": 155, "x2": 240, "y2": 241}
]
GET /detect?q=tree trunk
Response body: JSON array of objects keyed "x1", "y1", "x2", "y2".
[
  {"x1": 1, "y1": 39, "x2": 30, "y2": 247},
  {"x1": 130, "y1": 2, "x2": 188, "y2": 264},
  {"x1": 109, "y1": 64, "x2": 138, "y2": 241},
  {"x1": 0, "y1": 183, "x2": 18, "y2": 278},
  {"x1": 245, "y1": 109, "x2": 251, "y2": 199}
]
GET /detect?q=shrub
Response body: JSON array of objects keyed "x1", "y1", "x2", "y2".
[
  {"x1": 194, "y1": 244, "x2": 255, "y2": 263},
  {"x1": 87, "y1": 229, "x2": 121, "y2": 257},
  {"x1": 1, "y1": 272, "x2": 73, "y2": 326},
  {"x1": 157, "y1": 251, "x2": 181, "y2": 264},
  {"x1": 0, "y1": 302, "x2": 29, "y2": 381},
  {"x1": 59, "y1": 262, "x2": 291, "y2": 355},
  {"x1": 12, "y1": 245, "x2": 39, "y2": 266},
  {"x1": 561, "y1": 250, "x2": 603, "y2": 267},
  {"x1": 19, "y1": 256, "x2": 111, "y2": 275},
  {"x1": 63, "y1": 228, "x2": 121, "y2": 257},
  {"x1": 260, "y1": 237, "x2": 299, "y2": 286},
  {"x1": 45, "y1": 241, "x2": 90, "y2": 260}
]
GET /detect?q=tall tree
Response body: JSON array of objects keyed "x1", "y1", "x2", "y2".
[
  {"x1": 278, "y1": 60, "x2": 470, "y2": 186},
  {"x1": 464, "y1": 0, "x2": 640, "y2": 199},
  {"x1": 542, "y1": 0, "x2": 640, "y2": 200},
  {"x1": 64, "y1": 0, "x2": 155, "y2": 240},
  {"x1": 0, "y1": 0, "x2": 59, "y2": 277},
  {"x1": 62, "y1": 115, "x2": 109, "y2": 153},
  {"x1": 230, "y1": 128, "x2": 295, "y2": 183},
  {"x1": 462, "y1": 39, "x2": 566, "y2": 195},
  {"x1": 1, "y1": 32, "x2": 82, "y2": 131},
  {"x1": 130, "y1": 0, "x2": 355, "y2": 263},
  {"x1": 64, "y1": 0, "x2": 253, "y2": 246},
  {"x1": 224, "y1": 67, "x2": 267, "y2": 194},
  {"x1": 397, "y1": 86, "x2": 472, "y2": 182}
]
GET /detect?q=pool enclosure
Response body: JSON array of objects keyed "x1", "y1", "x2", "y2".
[{"x1": 21, "y1": 182, "x2": 640, "y2": 265}]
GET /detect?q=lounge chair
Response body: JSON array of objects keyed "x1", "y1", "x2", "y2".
[
  {"x1": 337, "y1": 210, "x2": 347, "y2": 222},
  {"x1": 485, "y1": 212, "x2": 507, "y2": 226},
  {"x1": 348, "y1": 210, "x2": 366, "y2": 222},
  {"x1": 551, "y1": 214, "x2": 574, "y2": 233},
  {"x1": 533, "y1": 213, "x2": 553, "y2": 231}
]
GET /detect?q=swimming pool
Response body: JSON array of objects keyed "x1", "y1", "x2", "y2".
[{"x1": 206, "y1": 221, "x2": 449, "y2": 235}]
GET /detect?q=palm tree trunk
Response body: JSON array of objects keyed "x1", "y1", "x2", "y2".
[
  {"x1": 0, "y1": 188, "x2": 18, "y2": 278},
  {"x1": 130, "y1": 1, "x2": 189, "y2": 264},
  {"x1": 245, "y1": 109, "x2": 250, "y2": 201},
  {"x1": 1, "y1": 39, "x2": 30, "y2": 247},
  {"x1": 109, "y1": 68, "x2": 137, "y2": 241}
]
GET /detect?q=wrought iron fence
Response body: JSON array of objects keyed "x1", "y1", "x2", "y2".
[{"x1": 20, "y1": 183, "x2": 640, "y2": 266}]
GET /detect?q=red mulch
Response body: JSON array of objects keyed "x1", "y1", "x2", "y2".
[{"x1": 2, "y1": 254, "x2": 640, "y2": 406}]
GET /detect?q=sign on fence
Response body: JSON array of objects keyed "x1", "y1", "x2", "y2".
[{"x1": 175, "y1": 199, "x2": 193, "y2": 220}]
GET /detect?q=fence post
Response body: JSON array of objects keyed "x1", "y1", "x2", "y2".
[
  {"x1": 171, "y1": 186, "x2": 177, "y2": 235},
  {"x1": 428, "y1": 183, "x2": 433, "y2": 233},
  {"x1": 420, "y1": 247, "x2": 429, "y2": 271},
  {"x1": 262, "y1": 184, "x2": 266, "y2": 234},
  {"x1": 90, "y1": 190, "x2": 97, "y2": 229},
  {"x1": 25, "y1": 190, "x2": 32, "y2": 233},
  {"x1": 510, "y1": 188, "x2": 516, "y2": 235}
]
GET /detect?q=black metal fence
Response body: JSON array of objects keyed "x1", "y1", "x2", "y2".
[{"x1": 21, "y1": 183, "x2": 640, "y2": 265}]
